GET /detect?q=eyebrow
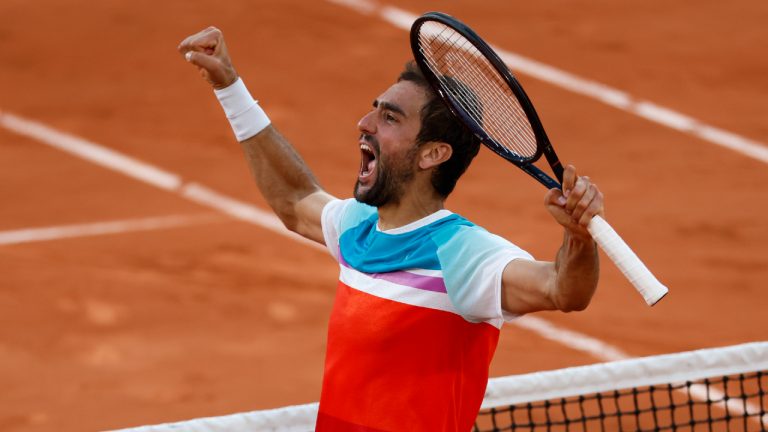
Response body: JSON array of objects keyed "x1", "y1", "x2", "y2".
[{"x1": 373, "y1": 99, "x2": 407, "y2": 117}]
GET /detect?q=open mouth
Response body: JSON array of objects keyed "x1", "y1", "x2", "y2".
[{"x1": 359, "y1": 142, "x2": 377, "y2": 179}]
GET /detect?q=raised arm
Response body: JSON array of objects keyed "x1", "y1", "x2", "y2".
[
  {"x1": 178, "y1": 27, "x2": 334, "y2": 243},
  {"x1": 501, "y1": 165, "x2": 603, "y2": 315}
]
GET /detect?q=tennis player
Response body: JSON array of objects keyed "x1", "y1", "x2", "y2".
[{"x1": 179, "y1": 27, "x2": 604, "y2": 432}]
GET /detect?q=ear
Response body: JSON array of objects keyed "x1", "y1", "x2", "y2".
[{"x1": 417, "y1": 142, "x2": 453, "y2": 170}]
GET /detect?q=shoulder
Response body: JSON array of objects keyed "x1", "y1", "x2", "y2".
[
  {"x1": 323, "y1": 198, "x2": 377, "y2": 230},
  {"x1": 432, "y1": 215, "x2": 527, "y2": 253}
]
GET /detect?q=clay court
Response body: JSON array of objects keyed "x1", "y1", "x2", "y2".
[{"x1": 1, "y1": 0, "x2": 766, "y2": 430}]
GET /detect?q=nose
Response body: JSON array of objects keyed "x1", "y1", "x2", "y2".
[{"x1": 357, "y1": 110, "x2": 376, "y2": 135}]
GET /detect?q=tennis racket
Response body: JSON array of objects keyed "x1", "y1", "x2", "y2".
[{"x1": 410, "y1": 12, "x2": 668, "y2": 306}]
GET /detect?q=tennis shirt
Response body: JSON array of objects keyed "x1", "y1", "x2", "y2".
[{"x1": 316, "y1": 198, "x2": 533, "y2": 431}]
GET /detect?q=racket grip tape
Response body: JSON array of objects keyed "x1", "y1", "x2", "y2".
[{"x1": 587, "y1": 215, "x2": 669, "y2": 306}]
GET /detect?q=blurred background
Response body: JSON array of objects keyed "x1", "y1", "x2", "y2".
[{"x1": 1, "y1": 0, "x2": 766, "y2": 430}]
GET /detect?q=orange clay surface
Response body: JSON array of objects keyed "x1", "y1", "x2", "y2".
[{"x1": 1, "y1": 0, "x2": 766, "y2": 430}]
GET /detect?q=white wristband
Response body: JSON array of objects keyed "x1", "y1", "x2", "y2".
[{"x1": 214, "y1": 78, "x2": 271, "y2": 142}]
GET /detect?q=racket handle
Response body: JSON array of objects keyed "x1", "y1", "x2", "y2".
[{"x1": 587, "y1": 215, "x2": 668, "y2": 306}]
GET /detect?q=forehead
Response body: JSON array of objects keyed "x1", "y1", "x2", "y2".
[{"x1": 378, "y1": 80, "x2": 430, "y2": 117}]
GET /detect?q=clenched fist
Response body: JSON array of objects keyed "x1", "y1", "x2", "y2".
[{"x1": 178, "y1": 26, "x2": 238, "y2": 89}]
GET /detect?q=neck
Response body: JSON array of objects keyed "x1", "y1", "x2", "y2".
[{"x1": 377, "y1": 181, "x2": 445, "y2": 231}]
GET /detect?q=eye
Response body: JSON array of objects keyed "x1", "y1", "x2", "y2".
[{"x1": 384, "y1": 112, "x2": 397, "y2": 123}]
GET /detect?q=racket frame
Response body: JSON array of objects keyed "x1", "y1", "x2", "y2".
[{"x1": 411, "y1": 11, "x2": 564, "y2": 190}]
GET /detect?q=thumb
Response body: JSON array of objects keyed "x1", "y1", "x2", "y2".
[
  {"x1": 545, "y1": 187, "x2": 567, "y2": 208},
  {"x1": 184, "y1": 50, "x2": 237, "y2": 89}
]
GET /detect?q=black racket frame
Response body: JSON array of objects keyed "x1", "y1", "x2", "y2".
[{"x1": 410, "y1": 11, "x2": 564, "y2": 190}]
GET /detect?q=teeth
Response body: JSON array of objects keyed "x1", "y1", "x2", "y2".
[{"x1": 360, "y1": 144, "x2": 373, "y2": 154}]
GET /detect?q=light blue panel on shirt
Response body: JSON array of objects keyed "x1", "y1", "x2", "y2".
[
  {"x1": 338, "y1": 200, "x2": 378, "y2": 235},
  {"x1": 434, "y1": 225, "x2": 532, "y2": 320},
  {"x1": 338, "y1": 201, "x2": 474, "y2": 273}
]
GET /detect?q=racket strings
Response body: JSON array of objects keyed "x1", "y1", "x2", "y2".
[
  {"x1": 421, "y1": 44, "x2": 516, "y2": 146},
  {"x1": 420, "y1": 29, "x2": 488, "y2": 125},
  {"x1": 422, "y1": 45, "x2": 535, "y2": 158},
  {"x1": 417, "y1": 22, "x2": 538, "y2": 159},
  {"x1": 421, "y1": 43, "x2": 536, "y2": 158},
  {"x1": 431, "y1": 39, "x2": 492, "y2": 124},
  {"x1": 421, "y1": 34, "x2": 495, "y2": 131},
  {"x1": 421, "y1": 29, "x2": 536, "y2": 157},
  {"x1": 423, "y1": 50, "x2": 486, "y2": 127},
  {"x1": 439, "y1": 52, "x2": 533, "y2": 152},
  {"x1": 426, "y1": 34, "x2": 536, "y2": 157}
]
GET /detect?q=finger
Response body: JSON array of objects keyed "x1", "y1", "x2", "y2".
[
  {"x1": 178, "y1": 34, "x2": 205, "y2": 54},
  {"x1": 544, "y1": 189, "x2": 577, "y2": 230},
  {"x1": 545, "y1": 187, "x2": 567, "y2": 208},
  {"x1": 178, "y1": 38, "x2": 217, "y2": 55},
  {"x1": 561, "y1": 164, "x2": 577, "y2": 197},
  {"x1": 185, "y1": 51, "x2": 220, "y2": 72},
  {"x1": 177, "y1": 34, "x2": 193, "y2": 54},
  {"x1": 578, "y1": 188, "x2": 604, "y2": 227},
  {"x1": 565, "y1": 176, "x2": 589, "y2": 213},
  {"x1": 177, "y1": 26, "x2": 221, "y2": 55},
  {"x1": 570, "y1": 182, "x2": 597, "y2": 222}
]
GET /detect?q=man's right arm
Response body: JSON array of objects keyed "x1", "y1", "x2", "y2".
[
  {"x1": 178, "y1": 27, "x2": 334, "y2": 244},
  {"x1": 238, "y1": 126, "x2": 334, "y2": 243}
]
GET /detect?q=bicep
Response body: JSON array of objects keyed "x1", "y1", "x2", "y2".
[
  {"x1": 293, "y1": 190, "x2": 336, "y2": 244},
  {"x1": 501, "y1": 259, "x2": 558, "y2": 315}
]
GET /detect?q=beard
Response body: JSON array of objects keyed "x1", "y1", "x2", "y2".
[{"x1": 354, "y1": 135, "x2": 417, "y2": 208}]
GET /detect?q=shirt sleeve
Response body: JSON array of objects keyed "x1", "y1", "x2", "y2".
[
  {"x1": 321, "y1": 198, "x2": 379, "y2": 262},
  {"x1": 320, "y1": 198, "x2": 349, "y2": 262},
  {"x1": 436, "y1": 225, "x2": 534, "y2": 324}
]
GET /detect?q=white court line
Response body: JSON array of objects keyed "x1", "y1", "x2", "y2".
[
  {"x1": 0, "y1": 112, "x2": 182, "y2": 191},
  {"x1": 325, "y1": 0, "x2": 768, "y2": 165},
  {"x1": 0, "y1": 110, "x2": 324, "y2": 252},
  {"x1": 180, "y1": 182, "x2": 321, "y2": 249},
  {"x1": 0, "y1": 214, "x2": 222, "y2": 245},
  {"x1": 513, "y1": 315, "x2": 630, "y2": 362}
]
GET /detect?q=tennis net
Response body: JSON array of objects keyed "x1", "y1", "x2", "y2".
[{"x1": 114, "y1": 341, "x2": 767, "y2": 432}]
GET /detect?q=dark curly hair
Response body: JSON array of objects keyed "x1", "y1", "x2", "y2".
[{"x1": 397, "y1": 61, "x2": 482, "y2": 198}]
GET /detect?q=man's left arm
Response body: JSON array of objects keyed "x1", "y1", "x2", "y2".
[{"x1": 500, "y1": 164, "x2": 603, "y2": 315}]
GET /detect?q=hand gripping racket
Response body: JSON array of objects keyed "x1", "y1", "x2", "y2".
[{"x1": 410, "y1": 12, "x2": 668, "y2": 306}]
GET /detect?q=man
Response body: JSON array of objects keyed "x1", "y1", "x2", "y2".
[{"x1": 178, "y1": 26, "x2": 603, "y2": 432}]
